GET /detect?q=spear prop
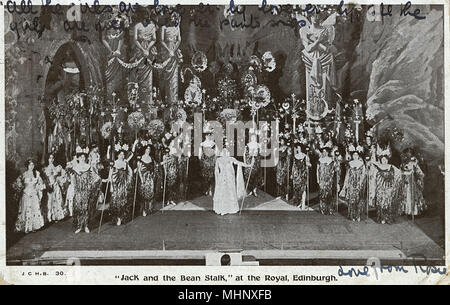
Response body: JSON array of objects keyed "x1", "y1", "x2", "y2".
[
  {"x1": 98, "y1": 168, "x2": 112, "y2": 234},
  {"x1": 239, "y1": 156, "x2": 254, "y2": 215}
]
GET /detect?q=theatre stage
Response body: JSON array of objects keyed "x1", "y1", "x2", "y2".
[{"x1": 6, "y1": 191, "x2": 444, "y2": 265}]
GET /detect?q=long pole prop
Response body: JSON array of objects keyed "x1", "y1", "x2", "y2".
[
  {"x1": 162, "y1": 163, "x2": 167, "y2": 214},
  {"x1": 336, "y1": 167, "x2": 339, "y2": 213},
  {"x1": 367, "y1": 166, "x2": 369, "y2": 220},
  {"x1": 131, "y1": 167, "x2": 139, "y2": 221},
  {"x1": 98, "y1": 169, "x2": 111, "y2": 234},
  {"x1": 306, "y1": 161, "x2": 310, "y2": 209},
  {"x1": 286, "y1": 155, "x2": 290, "y2": 201},
  {"x1": 264, "y1": 164, "x2": 267, "y2": 193},
  {"x1": 239, "y1": 157, "x2": 254, "y2": 215},
  {"x1": 412, "y1": 173, "x2": 415, "y2": 223},
  {"x1": 184, "y1": 157, "x2": 189, "y2": 200}
]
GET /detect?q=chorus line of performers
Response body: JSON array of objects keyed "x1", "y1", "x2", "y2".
[
  {"x1": 12, "y1": 126, "x2": 426, "y2": 234},
  {"x1": 12, "y1": 134, "x2": 186, "y2": 234},
  {"x1": 273, "y1": 129, "x2": 426, "y2": 224}
]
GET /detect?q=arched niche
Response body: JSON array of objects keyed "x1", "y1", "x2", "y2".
[{"x1": 41, "y1": 40, "x2": 103, "y2": 164}]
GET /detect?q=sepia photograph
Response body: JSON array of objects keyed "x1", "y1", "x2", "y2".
[{"x1": 2, "y1": 0, "x2": 446, "y2": 274}]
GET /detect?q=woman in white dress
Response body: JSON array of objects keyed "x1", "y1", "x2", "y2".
[
  {"x1": 43, "y1": 153, "x2": 66, "y2": 223},
  {"x1": 213, "y1": 146, "x2": 251, "y2": 216},
  {"x1": 13, "y1": 159, "x2": 46, "y2": 233}
]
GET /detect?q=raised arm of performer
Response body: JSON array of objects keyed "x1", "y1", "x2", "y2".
[
  {"x1": 126, "y1": 139, "x2": 139, "y2": 163},
  {"x1": 232, "y1": 157, "x2": 253, "y2": 168}
]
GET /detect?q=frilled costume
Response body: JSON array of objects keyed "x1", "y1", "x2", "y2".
[
  {"x1": 13, "y1": 171, "x2": 46, "y2": 233},
  {"x1": 291, "y1": 154, "x2": 308, "y2": 207},
  {"x1": 138, "y1": 159, "x2": 155, "y2": 214},
  {"x1": 401, "y1": 164, "x2": 426, "y2": 216},
  {"x1": 373, "y1": 163, "x2": 403, "y2": 223},
  {"x1": 110, "y1": 163, "x2": 133, "y2": 222},
  {"x1": 43, "y1": 165, "x2": 67, "y2": 222},
  {"x1": 276, "y1": 149, "x2": 290, "y2": 197},
  {"x1": 317, "y1": 158, "x2": 338, "y2": 215},
  {"x1": 340, "y1": 161, "x2": 367, "y2": 221},
  {"x1": 71, "y1": 167, "x2": 101, "y2": 230}
]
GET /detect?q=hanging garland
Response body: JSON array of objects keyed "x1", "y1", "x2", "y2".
[{"x1": 108, "y1": 57, "x2": 143, "y2": 69}]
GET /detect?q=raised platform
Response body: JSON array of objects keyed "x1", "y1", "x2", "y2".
[{"x1": 6, "y1": 192, "x2": 444, "y2": 265}]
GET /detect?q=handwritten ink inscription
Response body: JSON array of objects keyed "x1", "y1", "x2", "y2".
[{"x1": 6, "y1": 0, "x2": 427, "y2": 41}]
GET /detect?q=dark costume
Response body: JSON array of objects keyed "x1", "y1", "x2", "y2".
[{"x1": 110, "y1": 164, "x2": 133, "y2": 222}]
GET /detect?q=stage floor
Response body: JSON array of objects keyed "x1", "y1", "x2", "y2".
[{"x1": 6, "y1": 191, "x2": 444, "y2": 265}]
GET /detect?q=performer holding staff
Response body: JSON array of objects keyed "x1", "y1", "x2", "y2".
[
  {"x1": 72, "y1": 146, "x2": 101, "y2": 234},
  {"x1": 243, "y1": 130, "x2": 261, "y2": 197},
  {"x1": 401, "y1": 155, "x2": 426, "y2": 218},
  {"x1": 214, "y1": 142, "x2": 251, "y2": 215},
  {"x1": 161, "y1": 133, "x2": 179, "y2": 206},
  {"x1": 137, "y1": 140, "x2": 155, "y2": 217},
  {"x1": 372, "y1": 154, "x2": 403, "y2": 224},
  {"x1": 339, "y1": 146, "x2": 367, "y2": 222},
  {"x1": 291, "y1": 143, "x2": 311, "y2": 209},
  {"x1": 108, "y1": 140, "x2": 137, "y2": 226},
  {"x1": 13, "y1": 159, "x2": 46, "y2": 233},
  {"x1": 275, "y1": 137, "x2": 290, "y2": 199},
  {"x1": 317, "y1": 142, "x2": 338, "y2": 215}
]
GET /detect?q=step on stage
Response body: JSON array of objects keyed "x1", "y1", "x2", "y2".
[{"x1": 7, "y1": 191, "x2": 444, "y2": 266}]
